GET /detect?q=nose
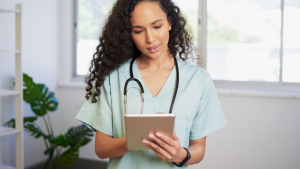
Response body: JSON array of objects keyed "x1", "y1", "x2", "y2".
[{"x1": 145, "y1": 29, "x2": 155, "y2": 44}]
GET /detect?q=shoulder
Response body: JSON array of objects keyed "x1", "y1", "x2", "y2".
[
  {"x1": 177, "y1": 59, "x2": 210, "y2": 82},
  {"x1": 106, "y1": 58, "x2": 133, "y2": 78},
  {"x1": 118, "y1": 58, "x2": 133, "y2": 70}
]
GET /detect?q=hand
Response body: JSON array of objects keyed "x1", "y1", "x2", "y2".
[{"x1": 142, "y1": 131, "x2": 187, "y2": 163}]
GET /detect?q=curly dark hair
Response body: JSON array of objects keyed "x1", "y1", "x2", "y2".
[{"x1": 85, "y1": 0, "x2": 196, "y2": 103}]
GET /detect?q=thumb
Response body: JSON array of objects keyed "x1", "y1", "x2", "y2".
[{"x1": 173, "y1": 131, "x2": 179, "y2": 141}]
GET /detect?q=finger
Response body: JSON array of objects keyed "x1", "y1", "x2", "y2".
[
  {"x1": 143, "y1": 139, "x2": 172, "y2": 160},
  {"x1": 143, "y1": 142, "x2": 171, "y2": 162},
  {"x1": 149, "y1": 133, "x2": 177, "y2": 157},
  {"x1": 155, "y1": 132, "x2": 177, "y2": 147},
  {"x1": 155, "y1": 151, "x2": 172, "y2": 162},
  {"x1": 149, "y1": 133, "x2": 172, "y2": 148}
]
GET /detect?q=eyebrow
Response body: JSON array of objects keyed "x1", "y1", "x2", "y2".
[{"x1": 132, "y1": 19, "x2": 163, "y2": 29}]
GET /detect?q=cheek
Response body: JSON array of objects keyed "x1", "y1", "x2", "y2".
[
  {"x1": 157, "y1": 28, "x2": 170, "y2": 44},
  {"x1": 131, "y1": 33, "x2": 144, "y2": 49}
]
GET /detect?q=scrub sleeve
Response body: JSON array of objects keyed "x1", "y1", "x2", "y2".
[
  {"x1": 189, "y1": 72, "x2": 226, "y2": 140},
  {"x1": 76, "y1": 75, "x2": 113, "y2": 136}
]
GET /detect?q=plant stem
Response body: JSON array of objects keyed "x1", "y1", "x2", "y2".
[
  {"x1": 55, "y1": 147, "x2": 64, "y2": 169},
  {"x1": 47, "y1": 112, "x2": 54, "y2": 136},
  {"x1": 52, "y1": 147, "x2": 60, "y2": 169},
  {"x1": 42, "y1": 116, "x2": 51, "y2": 136},
  {"x1": 43, "y1": 138, "x2": 49, "y2": 149},
  {"x1": 44, "y1": 148, "x2": 54, "y2": 169},
  {"x1": 34, "y1": 123, "x2": 49, "y2": 149},
  {"x1": 55, "y1": 147, "x2": 59, "y2": 169},
  {"x1": 45, "y1": 139, "x2": 51, "y2": 152}
]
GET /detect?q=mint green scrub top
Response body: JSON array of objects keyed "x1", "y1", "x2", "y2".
[{"x1": 76, "y1": 58, "x2": 227, "y2": 169}]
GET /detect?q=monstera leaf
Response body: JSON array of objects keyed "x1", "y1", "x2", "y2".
[
  {"x1": 57, "y1": 125, "x2": 93, "y2": 167},
  {"x1": 59, "y1": 136, "x2": 90, "y2": 167},
  {"x1": 59, "y1": 146, "x2": 79, "y2": 167},
  {"x1": 23, "y1": 73, "x2": 42, "y2": 104},
  {"x1": 66, "y1": 124, "x2": 93, "y2": 146},
  {"x1": 24, "y1": 123, "x2": 48, "y2": 139},
  {"x1": 37, "y1": 84, "x2": 58, "y2": 112},
  {"x1": 48, "y1": 134, "x2": 74, "y2": 147},
  {"x1": 2, "y1": 116, "x2": 47, "y2": 139},
  {"x1": 23, "y1": 73, "x2": 58, "y2": 116},
  {"x1": 3, "y1": 116, "x2": 38, "y2": 128}
]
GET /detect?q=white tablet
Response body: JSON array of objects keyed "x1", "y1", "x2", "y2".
[{"x1": 124, "y1": 114, "x2": 175, "y2": 150}]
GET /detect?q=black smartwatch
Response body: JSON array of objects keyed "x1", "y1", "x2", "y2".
[{"x1": 172, "y1": 147, "x2": 191, "y2": 167}]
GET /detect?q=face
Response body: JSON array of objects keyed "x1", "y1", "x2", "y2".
[{"x1": 130, "y1": 1, "x2": 172, "y2": 59}]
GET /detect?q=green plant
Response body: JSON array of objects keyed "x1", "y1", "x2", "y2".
[{"x1": 3, "y1": 73, "x2": 93, "y2": 169}]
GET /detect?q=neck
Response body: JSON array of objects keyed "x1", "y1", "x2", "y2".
[{"x1": 137, "y1": 51, "x2": 174, "y2": 70}]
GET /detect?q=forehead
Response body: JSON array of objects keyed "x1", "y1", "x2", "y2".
[{"x1": 130, "y1": 1, "x2": 167, "y2": 26}]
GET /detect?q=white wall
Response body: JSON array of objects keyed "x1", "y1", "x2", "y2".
[
  {"x1": 0, "y1": 0, "x2": 60, "y2": 167},
  {"x1": 193, "y1": 95, "x2": 300, "y2": 169},
  {"x1": 56, "y1": 87, "x2": 102, "y2": 161}
]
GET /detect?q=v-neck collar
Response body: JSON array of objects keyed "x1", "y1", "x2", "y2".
[{"x1": 133, "y1": 59, "x2": 176, "y2": 99}]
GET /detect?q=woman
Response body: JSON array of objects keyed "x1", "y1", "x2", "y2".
[{"x1": 76, "y1": 0, "x2": 226, "y2": 168}]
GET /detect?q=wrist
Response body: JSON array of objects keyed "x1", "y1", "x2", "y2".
[
  {"x1": 174, "y1": 147, "x2": 187, "y2": 163},
  {"x1": 172, "y1": 147, "x2": 191, "y2": 167},
  {"x1": 123, "y1": 137, "x2": 131, "y2": 152}
]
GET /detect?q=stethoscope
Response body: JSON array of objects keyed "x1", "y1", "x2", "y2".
[{"x1": 124, "y1": 55, "x2": 179, "y2": 114}]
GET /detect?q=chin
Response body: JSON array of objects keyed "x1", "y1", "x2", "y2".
[
  {"x1": 142, "y1": 47, "x2": 167, "y2": 59},
  {"x1": 146, "y1": 52, "x2": 163, "y2": 59}
]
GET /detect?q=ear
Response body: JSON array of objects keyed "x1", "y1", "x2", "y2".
[{"x1": 168, "y1": 18, "x2": 172, "y2": 31}]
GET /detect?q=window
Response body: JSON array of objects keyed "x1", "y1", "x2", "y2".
[
  {"x1": 207, "y1": 0, "x2": 281, "y2": 82},
  {"x1": 206, "y1": 0, "x2": 300, "y2": 83},
  {"x1": 75, "y1": 0, "x2": 115, "y2": 76},
  {"x1": 282, "y1": 0, "x2": 300, "y2": 83},
  {"x1": 74, "y1": 0, "x2": 300, "y2": 88},
  {"x1": 172, "y1": 0, "x2": 199, "y2": 44}
]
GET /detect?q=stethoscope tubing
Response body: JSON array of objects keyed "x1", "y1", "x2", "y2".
[
  {"x1": 124, "y1": 55, "x2": 179, "y2": 114},
  {"x1": 124, "y1": 77, "x2": 144, "y2": 114},
  {"x1": 169, "y1": 56, "x2": 179, "y2": 114}
]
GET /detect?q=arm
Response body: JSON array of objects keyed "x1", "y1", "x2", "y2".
[
  {"x1": 185, "y1": 136, "x2": 206, "y2": 165},
  {"x1": 95, "y1": 131, "x2": 131, "y2": 159}
]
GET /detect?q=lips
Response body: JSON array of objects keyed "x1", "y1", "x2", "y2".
[{"x1": 147, "y1": 44, "x2": 160, "y2": 53}]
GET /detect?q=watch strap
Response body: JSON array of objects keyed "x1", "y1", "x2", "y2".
[{"x1": 172, "y1": 147, "x2": 191, "y2": 167}]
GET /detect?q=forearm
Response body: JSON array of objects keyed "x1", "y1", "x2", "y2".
[
  {"x1": 185, "y1": 143, "x2": 205, "y2": 165},
  {"x1": 95, "y1": 136, "x2": 131, "y2": 159}
]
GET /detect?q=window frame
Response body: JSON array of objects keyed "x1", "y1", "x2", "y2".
[
  {"x1": 72, "y1": 0, "x2": 83, "y2": 82},
  {"x1": 199, "y1": 0, "x2": 300, "y2": 93},
  {"x1": 72, "y1": 0, "x2": 300, "y2": 93}
]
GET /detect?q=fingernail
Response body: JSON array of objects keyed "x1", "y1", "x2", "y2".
[
  {"x1": 142, "y1": 139, "x2": 148, "y2": 144},
  {"x1": 149, "y1": 134, "x2": 154, "y2": 138},
  {"x1": 156, "y1": 133, "x2": 161, "y2": 137}
]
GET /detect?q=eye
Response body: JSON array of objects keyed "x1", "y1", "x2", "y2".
[
  {"x1": 155, "y1": 26, "x2": 162, "y2": 29},
  {"x1": 134, "y1": 30, "x2": 143, "y2": 34}
]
